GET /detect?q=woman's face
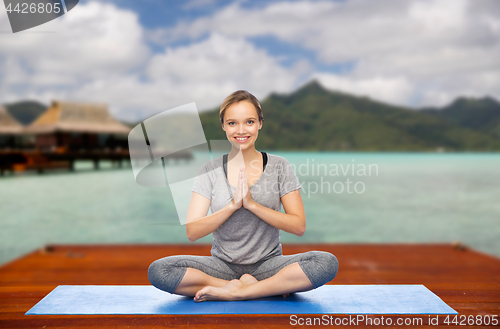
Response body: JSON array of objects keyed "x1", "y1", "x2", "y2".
[{"x1": 222, "y1": 100, "x2": 262, "y2": 150}]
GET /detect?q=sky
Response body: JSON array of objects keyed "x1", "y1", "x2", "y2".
[{"x1": 0, "y1": 0, "x2": 499, "y2": 122}]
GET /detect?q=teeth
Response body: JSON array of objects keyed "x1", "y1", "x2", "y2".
[{"x1": 236, "y1": 137, "x2": 248, "y2": 141}]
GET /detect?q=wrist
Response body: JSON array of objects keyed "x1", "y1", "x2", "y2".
[
  {"x1": 229, "y1": 200, "x2": 239, "y2": 212},
  {"x1": 246, "y1": 200, "x2": 258, "y2": 211}
]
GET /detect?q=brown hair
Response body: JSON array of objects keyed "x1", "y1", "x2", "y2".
[{"x1": 219, "y1": 90, "x2": 264, "y2": 125}]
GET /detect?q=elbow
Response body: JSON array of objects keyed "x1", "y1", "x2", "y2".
[
  {"x1": 296, "y1": 217, "x2": 306, "y2": 237},
  {"x1": 185, "y1": 225, "x2": 198, "y2": 243}
]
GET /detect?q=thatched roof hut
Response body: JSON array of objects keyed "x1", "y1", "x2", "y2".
[
  {"x1": 0, "y1": 106, "x2": 24, "y2": 134},
  {"x1": 25, "y1": 100, "x2": 130, "y2": 134}
]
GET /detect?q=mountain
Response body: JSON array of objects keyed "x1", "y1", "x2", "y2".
[
  {"x1": 421, "y1": 97, "x2": 500, "y2": 138},
  {"x1": 200, "y1": 80, "x2": 500, "y2": 151},
  {"x1": 3, "y1": 100, "x2": 47, "y2": 125},
  {"x1": 4, "y1": 82, "x2": 500, "y2": 151}
]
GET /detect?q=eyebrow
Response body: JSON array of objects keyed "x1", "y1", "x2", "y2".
[{"x1": 225, "y1": 117, "x2": 257, "y2": 122}]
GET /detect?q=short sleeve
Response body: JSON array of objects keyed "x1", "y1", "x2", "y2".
[
  {"x1": 191, "y1": 162, "x2": 213, "y2": 200},
  {"x1": 278, "y1": 158, "x2": 302, "y2": 198}
]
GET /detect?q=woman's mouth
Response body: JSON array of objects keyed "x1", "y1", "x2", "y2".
[{"x1": 234, "y1": 136, "x2": 250, "y2": 143}]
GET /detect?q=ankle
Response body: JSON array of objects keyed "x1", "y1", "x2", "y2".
[{"x1": 232, "y1": 282, "x2": 250, "y2": 300}]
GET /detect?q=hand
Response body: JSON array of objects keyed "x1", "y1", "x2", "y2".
[
  {"x1": 231, "y1": 168, "x2": 244, "y2": 209},
  {"x1": 241, "y1": 168, "x2": 254, "y2": 209}
]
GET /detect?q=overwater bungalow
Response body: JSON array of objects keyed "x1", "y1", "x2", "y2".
[
  {"x1": 0, "y1": 106, "x2": 29, "y2": 149},
  {"x1": 0, "y1": 101, "x2": 132, "y2": 174},
  {"x1": 23, "y1": 100, "x2": 130, "y2": 152},
  {"x1": 1, "y1": 100, "x2": 192, "y2": 174}
]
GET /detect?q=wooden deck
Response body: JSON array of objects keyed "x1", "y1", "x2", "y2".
[{"x1": 0, "y1": 243, "x2": 499, "y2": 328}]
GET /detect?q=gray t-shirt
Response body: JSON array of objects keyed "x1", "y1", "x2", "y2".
[{"x1": 191, "y1": 153, "x2": 302, "y2": 264}]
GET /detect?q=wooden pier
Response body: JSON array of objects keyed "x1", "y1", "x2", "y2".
[
  {"x1": 0, "y1": 149, "x2": 193, "y2": 175},
  {"x1": 0, "y1": 149, "x2": 130, "y2": 174},
  {"x1": 0, "y1": 243, "x2": 499, "y2": 328}
]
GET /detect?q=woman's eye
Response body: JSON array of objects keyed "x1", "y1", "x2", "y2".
[
  {"x1": 247, "y1": 120, "x2": 254, "y2": 124},
  {"x1": 228, "y1": 122, "x2": 235, "y2": 126}
]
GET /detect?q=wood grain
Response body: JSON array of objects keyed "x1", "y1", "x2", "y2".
[{"x1": 0, "y1": 243, "x2": 499, "y2": 328}]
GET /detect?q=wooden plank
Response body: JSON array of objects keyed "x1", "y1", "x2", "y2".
[{"x1": 0, "y1": 243, "x2": 499, "y2": 328}]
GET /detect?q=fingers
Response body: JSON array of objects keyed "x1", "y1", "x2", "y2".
[
  {"x1": 240, "y1": 168, "x2": 243, "y2": 199},
  {"x1": 241, "y1": 168, "x2": 245, "y2": 199},
  {"x1": 240, "y1": 168, "x2": 244, "y2": 196},
  {"x1": 233, "y1": 168, "x2": 243, "y2": 208},
  {"x1": 241, "y1": 167, "x2": 246, "y2": 184},
  {"x1": 237, "y1": 168, "x2": 242, "y2": 188}
]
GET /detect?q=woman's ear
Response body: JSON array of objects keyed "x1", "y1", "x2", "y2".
[{"x1": 221, "y1": 123, "x2": 225, "y2": 132}]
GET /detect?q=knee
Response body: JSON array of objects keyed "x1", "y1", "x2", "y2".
[
  {"x1": 147, "y1": 259, "x2": 165, "y2": 288},
  {"x1": 314, "y1": 251, "x2": 339, "y2": 280},
  {"x1": 148, "y1": 257, "x2": 184, "y2": 294}
]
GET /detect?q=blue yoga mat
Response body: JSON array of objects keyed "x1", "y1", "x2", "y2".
[{"x1": 26, "y1": 284, "x2": 457, "y2": 315}]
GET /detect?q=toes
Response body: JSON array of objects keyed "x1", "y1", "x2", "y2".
[
  {"x1": 194, "y1": 292, "x2": 205, "y2": 302},
  {"x1": 194, "y1": 289, "x2": 205, "y2": 301}
]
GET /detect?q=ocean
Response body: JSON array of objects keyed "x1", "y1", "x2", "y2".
[{"x1": 1, "y1": 151, "x2": 499, "y2": 265}]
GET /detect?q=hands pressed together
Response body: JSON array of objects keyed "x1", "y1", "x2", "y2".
[{"x1": 231, "y1": 167, "x2": 255, "y2": 210}]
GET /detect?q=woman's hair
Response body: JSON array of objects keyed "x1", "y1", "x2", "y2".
[{"x1": 219, "y1": 90, "x2": 264, "y2": 125}]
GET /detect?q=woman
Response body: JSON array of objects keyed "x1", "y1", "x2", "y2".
[{"x1": 148, "y1": 90, "x2": 338, "y2": 302}]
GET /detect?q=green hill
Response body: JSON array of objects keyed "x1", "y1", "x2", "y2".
[
  {"x1": 421, "y1": 97, "x2": 500, "y2": 138},
  {"x1": 5, "y1": 82, "x2": 500, "y2": 151},
  {"x1": 200, "y1": 80, "x2": 500, "y2": 151}
]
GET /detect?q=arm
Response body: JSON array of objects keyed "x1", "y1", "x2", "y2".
[
  {"x1": 185, "y1": 192, "x2": 239, "y2": 242},
  {"x1": 246, "y1": 189, "x2": 306, "y2": 236},
  {"x1": 186, "y1": 168, "x2": 247, "y2": 242}
]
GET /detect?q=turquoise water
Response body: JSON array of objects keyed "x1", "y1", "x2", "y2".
[{"x1": 1, "y1": 152, "x2": 499, "y2": 265}]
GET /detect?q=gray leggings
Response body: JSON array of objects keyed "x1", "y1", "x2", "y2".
[{"x1": 148, "y1": 251, "x2": 339, "y2": 294}]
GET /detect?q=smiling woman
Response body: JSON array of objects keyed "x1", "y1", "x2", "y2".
[{"x1": 147, "y1": 90, "x2": 339, "y2": 302}]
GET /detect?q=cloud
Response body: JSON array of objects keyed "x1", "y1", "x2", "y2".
[
  {"x1": 0, "y1": 1, "x2": 308, "y2": 121},
  {"x1": 116, "y1": 32, "x2": 309, "y2": 120},
  {"x1": 0, "y1": 0, "x2": 151, "y2": 114},
  {"x1": 147, "y1": 32, "x2": 308, "y2": 95},
  {"x1": 313, "y1": 73, "x2": 414, "y2": 106},
  {"x1": 155, "y1": 0, "x2": 500, "y2": 107},
  {"x1": 1, "y1": 0, "x2": 499, "y2": 119},
  {"x1": 0, "y1": 30, "x2": 308, "y2": 122},
  {"x1": 0, "y1": 2, "x2": 149, "y2": 83},
  {"x1": 0, "y1": 1, "x2": 149, "y2": 117}
]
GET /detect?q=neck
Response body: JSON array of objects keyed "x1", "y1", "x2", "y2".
[{"x1": 228, "y1": 146, "x2": 260, "y2": 163}]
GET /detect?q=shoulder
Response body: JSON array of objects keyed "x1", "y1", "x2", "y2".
[
  {"x1": 265, "y1": 153, "x2": 300, "y2": 189},
  {"x1": 266, "y1": 153, "x2": 292, "y2": 167},
  {"x1": 265, "y1": 153, "x2": 296, "y2": 179}
]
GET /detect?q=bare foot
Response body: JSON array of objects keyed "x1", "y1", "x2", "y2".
[
  {"x1": 194, "y1": 279, "x2": 246, "y2": 302},
  {"x1": 240, "y1": 273, "x2": 289, "y2": 298}
]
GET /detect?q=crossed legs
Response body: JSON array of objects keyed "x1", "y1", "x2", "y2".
[
  {"x1": 148, "y1": 251, "x2": 338, "y2": 302},
  {"x1": 192, "y1": 262, "x2": 313, "y2": 302}
]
